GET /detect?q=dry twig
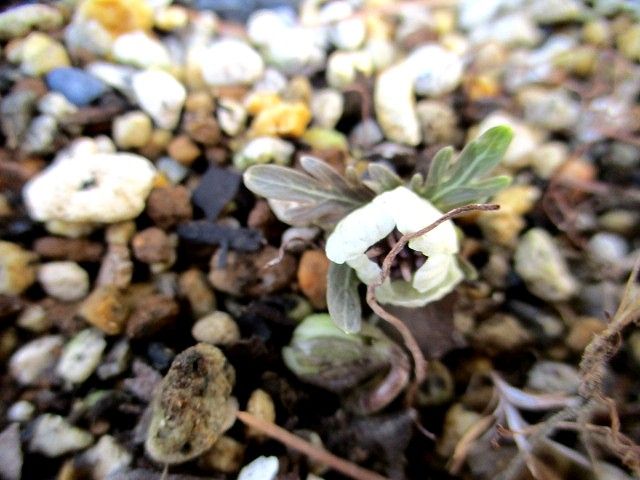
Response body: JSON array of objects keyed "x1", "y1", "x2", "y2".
[{"x1": 236, "y1": 411, "x2": 388, "y2": 480}]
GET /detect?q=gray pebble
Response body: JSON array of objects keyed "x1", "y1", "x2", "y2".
[
  {"x1": 527, "y1": 361, "x2": 580, "y2": 394},
  {"x1": 56, "y1": 329, "x2": 107, "y2": 385},
  {"x1": 9, "y1": 335, "x2": 63, "y2": 385},
  {"x1": 588, "y1": 232, "x2": 629, "y2": 264},
  {"x1": 29, "y1": 414, "x2": 93, "y2": 457},
  {"x1": 6, "y1": 401, "x2": 35, "y2": 423}
]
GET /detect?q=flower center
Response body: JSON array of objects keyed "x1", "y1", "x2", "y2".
[{"x1": 365, "y1": 228, "x2": 427, "y2": 282}]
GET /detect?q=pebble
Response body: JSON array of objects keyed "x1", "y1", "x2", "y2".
[
  {"x1": 56, "y1": 328, "x2": 107, "y2": 385},
  {"x1": 37, "y1": 93, "x2": 76, "y2": 126},
  {"x1": 588, "y1": 232, "x2": 629, "y2": 265},
  {"x1": 16, "y1": 304, "x2": 52, "y2": 333},
  {"x1": 46, "y1": 68, "x2": 108, "y2": 107},
  {"x1": 297, "y1": 249, "x2": 329, "y2": 309},
  {"x1": 146, "y1": 186, "x2": 193, "y2": 230},
  {"x1": 96, "y1": 244, "x2": 133, "y2": 289},
  {"x1": 472, "y1": 314, "x2": 533, "y2": 354},
  {"x1": 238, "y1": 456, "x2": 279, "y2": 480},
  {"x1": 199, "y1": 39, "x2": 265, "y2": 87},
  {"x1": 250, "y1": 101, "x2": 312, "y2": 138},
  {"x1": 192, "y1": 311, "x2": 240, "y2": 346},
  {"x1": 529, "y1": 141, "x2": 568, "y2": 179},
  {"x1": 179, "y1": 268, "x2": 216, "y2": 318},
  {"x1": 78, "y1": 286, "x2": 129, "y2": 335},
  {"x1": 29, "y1": 414, "x2": 93, "y2": 457},
  {"x1": 123, "y1": 359, "x2": 162, "y2": 402},
  {"x1": 155, "y1": 5, "x2": 189, "y2": 31},
  {"x1": 183, "y1": 111, "x2": 221, "y2": 146},
  {"x1": 38, "y1": 261, "x2": 90, "y2": 302},
  {"x1": 527, "y1": 360, "x2": 580, "y2": 394},
  {"x1": 208, "y1": 246, "x2": 296, "y2": 297},
  {"x1": 566, "y1": 317, "x2": 606, "y2": 353},
  {"x1": 0, "y1": 423, "x2": 21, "y2": 480},
  {"x1": 406, "y1": 44, "x2": 464, "y2": 97},
  {"x1": 518, "y1": 87, "x2": 580, "y2": 131},
  {"x1": 22, "y1": 115, "x2": 56, "y2": 156},
  {"x1": 9, "y1": 335, "x2": 63, "y2": 385},
  {"x1": 111, "y1": 31, "x2": 171, "y2": 69},
  {"x1": 12, "y1": 32, "x2": 70, "y2": 77},
  {"x1": 0, "y1": 241, "x2": 37, "y2": 295},
  {"x1": 477, "y1": 185, "x2": 540, "y2": 246},
  {"x1": 436, "y1": 403, "x2": 482, "y2": 458},
  {"x1": 416, "y1": 100, "x2": 461, "y2": 146},
  {"x1": 349, "y1": 118, "x2": 384, "y2": 149},
  {"x1": 326, "y1": 50, "x2": 374, "y2": 89},
  {"x1": 199, "y1": 435, "x2": 245, "y2": 473},
  {"x1": 233, "y1": 136, "x2": 295, "y2": 170},
  {"x1": 470, "y1": 12, "x2": 541, "y2": 47},
  {"x1": 617, "y1": 23, "x2": 640, "y2": 61},
  {"x1": 262, "y1": 27, "x2": 326, "y2": 76},
  {"x1": 167, "y1": 134, "x2": 201, "y2": 165},
  {"x1": 112, "y1": 111, "x2": 153, "y2": 149},
  {"x1": 1, "y1": 90, "x2": 38, "y2": 150},
  {"x1": 76, "y1": 0, "x2": 153, "y2": 37},
  {"x1": 0, "y1": 4, "x2": 63, "y2": 40},
  {"x1": 375, "y1": 61, "x2": 420, "y2": 146},
  {"x1": 311, "y1": 89, "x2": 344, "y2": 129},
  {"x1": 23, "y1": 152, "x2": 156, "y2": 224},
  {"x1": 246, "y1": 389, "x2": 276, "y2": 439},
  {"x1": 515, "y1": 228, "x2": 578, "y2": 302},
  {"x1": 217, "y1": 98, "x2": 248, "y2": 136},
  {"x1": 247, "y1": 9, "x2": 293, "y2": 45},
  {"x1": 77, "y1": 435, "x2": 132, "y2": 480},
  {"x1": 97, "y1": 339, "x2": 131, "y2": 380},
  {"x1": 145, "y1": 344, "x2": 236, "y2": 464},
  {"x1": 132, "y1": 69, "x2": 186, "y2": 130},
  {"x1": 156, "y1": 156, "x2": 190, "y2": 184},
  {"x1": 598, "y1": 210, "x2": 639, "y2": 236},
  {"x1": 132, "y1": 227, "x2": 175, "y2": 265},
  {"x1": 126, "y1": 294, "x2": 179, "y2": 339},
  {"x1": 7, "y1": 400, "x2": 36, "y2": 423}
]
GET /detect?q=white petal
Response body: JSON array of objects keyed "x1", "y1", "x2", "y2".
[
  {"x1": 325, "y1": 198, "x2": 395, "y2": 264},
  {"x1": 346, "y1": 253, "x2": 381, "y2": 285},
  {"x1": 413, "y1": 254, "x2": 461, "y2": 293}
]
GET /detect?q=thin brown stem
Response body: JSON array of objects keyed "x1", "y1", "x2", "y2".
[
  {"x1": 368, "y1": 203, "x2": 500, "y2": 393},
  {"x1": 236, "y1": 411, "x2": 388, "y2": 480}
]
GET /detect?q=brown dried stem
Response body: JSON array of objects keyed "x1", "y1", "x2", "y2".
[
  {"x1": 236, "y1": 411, "x2": 388, "y2": 480},
  {"x1": 366, "y1": 203, "x2": 499, "y2": 395}
]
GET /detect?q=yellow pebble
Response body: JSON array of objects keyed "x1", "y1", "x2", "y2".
[
  {"x1": 250, "y1": 101, "x2": 312, "y2": 138},
  {"x1": 246, "y1": 389, "x2": 276, "y2": 439},
  {"x1": 245, "y1": 92, "x2": 281, "y2": 116},
  {"x1": 154, "y1": 6, "x2": 189, "y2": 32},
  {"x1": 78, "y1": 0, "x2": 154, "y2": 36},
  {"x1": 465, "y1": 74, "x2": 500, "y2": 101},
  {"x1": 617, "y1": 24, "x2": 640, "y2": 61}
]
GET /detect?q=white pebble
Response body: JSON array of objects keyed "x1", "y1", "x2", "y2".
[
  {"x1": 29, "y1": 414, "x2": 93, "y2": 457},
  {"x1": 238, "y1": 456, "x2": 279, "y2": 480},
  {"x1": 7, "y1": 400, "x2": 35, "y2": 423},
  {"x1": 326, "y1": 50, "x2": 373, "y2": 89},
  {"x1": 263, "y1": 27, "x2": 326, "y2": 76},
  {"x1": 217, "y1": 98, "x2": 247, "y2": 136},
  {"x1": 37, "y1": 92, "x2": 77, "y2": 122},
  {"x1": 588, "y1": 232, "x2": 629, "y2": 264},
  {"x1": 311, "y1": 89, "x2": 344, "y2": 129},
  {"x1": 24, "y1": 152, "x2": 156, "y2": 224},
  {"x1": 132, "y1": 69, "x2": 186, "y2": 130},
  {"x1": 192, "y1": 311, "x2": 240, "y2": 346},
  {"x1": 247, "y1": 10, "x2": 293, "y2": 46},
  {"x1": 78, "y1": 435, "x2": 132, "y2": 479},
  {"x1": 38, "y1": 261, "x2": 89, "y2": 302},
  {"x1": 233, "y1": 136, "x2": 295, "y2": 170},
  {"x1": 406, "y1": 44, "x2": 464, "y2": 97},
  {"x1": 9, "y1": 335, "x2": 63, "y2": 385},
  {"x1": 56, "y1": 329, "x2": 107, "y2": 385},
  {"x1": 112, "y1": 31, "x2": 171, "y2": 69},
  {"x1": 112, "y1": 111, "x2": 153, "y2": 149},
  {"x1": 200, "y1": 39, "x2": 264, "y2": 87}
]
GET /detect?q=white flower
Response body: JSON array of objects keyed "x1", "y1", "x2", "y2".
[{"x1": 325, "y1": 186, "x2": 464, "y2": 307}]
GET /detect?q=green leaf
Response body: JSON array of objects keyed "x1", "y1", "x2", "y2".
[
  {"x1": 327, "y1": 262, "x2": 362, "y2": 333},
  {"x1": 435, "y1": 175, "x2": 512, "y2": 211},
  {"x1": 446, "y1": 126, "x2": 513, "y2": 187},
  {"x1": 423, "y1": 146, "x2": 454, "y2": 195},
  {"x1": 365, "y1": 163, "x2": 403, "y2": 193},
  {"x1": 243, "y1": 157, "x2": 374, "y2": 227}
]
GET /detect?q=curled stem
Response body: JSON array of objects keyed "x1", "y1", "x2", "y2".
[
  {"x1": 236, "y1": 411, "x2": 388, "y2": 480},
  {"x1": 367, "y1": 203, "x2": 500, "y2": 395}
]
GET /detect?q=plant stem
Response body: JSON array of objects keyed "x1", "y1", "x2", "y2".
[{"x1": 236, "y1": 411, "x2": 389, "y2": 480}]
